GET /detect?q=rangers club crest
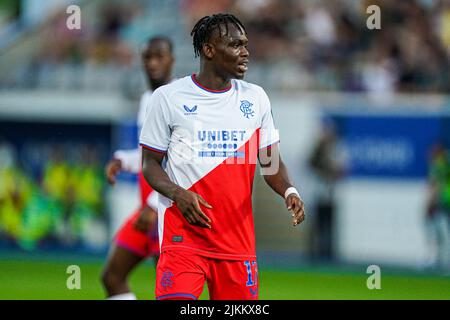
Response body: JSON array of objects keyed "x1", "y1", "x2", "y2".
[
  {"x1": 240, "y1": 100, "x2": 254, "y2": 119},
  {"x1": 161, "y1": 270, "x2": 174, "y2": 290}
]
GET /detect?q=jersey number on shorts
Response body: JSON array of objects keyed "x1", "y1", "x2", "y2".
[{"x1": 244, "y1": 261, "x2": 258, "y2": 286}]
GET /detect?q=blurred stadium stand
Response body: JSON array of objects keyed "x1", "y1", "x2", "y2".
[
  {"x1": 0, "y1": 0, "x2": 448, "y2": 93},
  {"x1": 0, "y1": 0, "x2": 450, "y2": 271}
]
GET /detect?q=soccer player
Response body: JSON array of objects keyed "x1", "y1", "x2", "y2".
[
  {"x1": 101, "y1": 36, "x2": 175, "y2": 300},
  {"x1": 140, "y1": 14, "x2": 305, "y2": 300},
  {"x1": 425, "y1": 142, "x2": 450, "y2": 269}
]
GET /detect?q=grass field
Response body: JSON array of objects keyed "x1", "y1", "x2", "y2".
[{"x1": 1, "y1": 254, "x2": 449, "y2": 300}]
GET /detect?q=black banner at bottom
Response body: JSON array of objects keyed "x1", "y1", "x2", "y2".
[{"x1": 1, "y1": 300, "x2": 448, "y2": 319}]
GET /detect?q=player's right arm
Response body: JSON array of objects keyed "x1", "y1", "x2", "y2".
[
  {"x1": 140, "y1": 87, "x2": 211, "y2": 228},
  {"x1": 141, "y1": 148, "x2": 212, "y2": 228},
  {"x1": 105, "y1": 149, "x2": 141, "y2": 185},
  {"x1": 105, "y1": 158, "x2": 122, "y2": 185}
]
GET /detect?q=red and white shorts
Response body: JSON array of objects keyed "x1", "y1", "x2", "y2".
[
  {"x1": 155, "y1": 250, "x2": 258, "y2": 300},
  {"x1": 114, "y1": 209, "x2": 159, "y2": 258},
  {"x1": 114, "y1": 171, "x2": 159, "y2": 257}
]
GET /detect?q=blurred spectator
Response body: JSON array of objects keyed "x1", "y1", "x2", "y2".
[
  {"x1": 0, "y1": 141, "x2": 107, "y2": 250},
  {"x1": 68, "y1": 145, "x2": 105, "y2": 243},
  {"x1": 43, "y1": 144, "x2": 105, "y2": 245},
  {"x1": 0, "y1": 0, "x2": 21, "y2": 28},
  {"x1": 182, "y1": 0, "x2": 449, "y2": 93},
  {"x1": 2, "y1": 0, "x2": 449, "y2": 93},
  {"x1": 86, "y1": 2, "x2": 135, "y2": 66},
  {"x1": 21, "y1": 1, "x2": 136, "y2": 91},
  {"x1": 424, "y1": 142, "x2": 450, "y2": 270},
  {"x1": 435, "y1": 1, "x2": 450, "y2": 54},
  {"x1": 181, "y1": 0, "x2": 232, "y2": 26},
  {"x1": 0, "y1": 141, "x2": 33, "y2": 240},
  {"x1": 308, "y1": 118, "x2": 347, "y2": 263},
  {"x1": 361, "y1": 32, "x2": 400, "y2": 103},
  {"x1": 18, "y1": 184, "x2": 62, "y2": 251}
]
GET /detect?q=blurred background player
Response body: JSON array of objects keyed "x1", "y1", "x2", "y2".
[
  {"x1": 140, "y1": 13, "x2": 305, "y2": 300},
  {"x1": 308, "y1": 119, "x2": 346, "y2": 263},
  {"x1": 101, "y1": 36, "x2": 175, "y2": 300},
  {"x1": 424, "y1": 142, "x2": 450, "y2": 270}
]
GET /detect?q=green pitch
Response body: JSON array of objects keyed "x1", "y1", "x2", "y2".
[{"x1": 0, "y1": 257, "x2": 449, "y2": 300}]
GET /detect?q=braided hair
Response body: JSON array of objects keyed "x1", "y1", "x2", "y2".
[{"x1": 190, "y1": 13, "x2": 246, "y2": 58}]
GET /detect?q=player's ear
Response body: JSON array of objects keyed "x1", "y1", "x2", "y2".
[{"x1": 202, "y1": 43, "x2": 215, "y2": 59}]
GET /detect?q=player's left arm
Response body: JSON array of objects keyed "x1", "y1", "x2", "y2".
[{"x1": 258, "y1": 143, "x2": 305, "y2": 226}]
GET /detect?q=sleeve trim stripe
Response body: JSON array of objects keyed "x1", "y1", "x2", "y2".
[{"x1": 140, "y1": 143, "x2": 167, "y2": 154}]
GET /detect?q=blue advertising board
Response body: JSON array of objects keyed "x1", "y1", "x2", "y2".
[{"x1": 327, "y1": 114, "x2": 446, "y2": 179}]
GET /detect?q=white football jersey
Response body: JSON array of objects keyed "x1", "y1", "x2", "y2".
[
  {"x1": 140, "y1": 74, "x2": 279, "y2": 259},
  {"x1": 137, "y1": 90, "x2": 153, "y2": 131}
]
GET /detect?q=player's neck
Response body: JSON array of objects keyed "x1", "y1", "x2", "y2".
[
  {"x1": 195, "y1": 69, "x2": 231, "y2": 92},
  {"x1": 148, "y1": 75, "x2": 172, "y2": 91}
]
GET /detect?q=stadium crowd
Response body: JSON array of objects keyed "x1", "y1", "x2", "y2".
[
  {"x1": 182, "y1": 0, "x2": 449, "y2": 93},
  {"x1": 0, "y1": 0, "x2": 448, "y2": 93},
  {"x1": 0, "y1": 141, "x2": 106, "y2": 250}
]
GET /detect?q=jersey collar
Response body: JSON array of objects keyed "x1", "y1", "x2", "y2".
[{"x1": 191, "y1": 74, "x2": 233, "y2": 94}]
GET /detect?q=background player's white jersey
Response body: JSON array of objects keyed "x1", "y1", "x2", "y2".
[
  {"x1": 114, "y1": 90, "x2": 153, "y2": 174},
  {"x1": 137, "y1": 91, "x2": 153, "y2": 130}
]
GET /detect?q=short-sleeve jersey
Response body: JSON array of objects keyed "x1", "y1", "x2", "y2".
[
  {"x1": 140, "y1": 74, "x2": 279, "y2": 260},
  {"x1": 138, "y1": 90, "x2": 153, "y2": 130}
]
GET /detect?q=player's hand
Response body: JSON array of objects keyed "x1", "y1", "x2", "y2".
[
  {"x1": 105, "y1": 158, "x2": 122, "y2": 185},
  {"x1": 173, "y1": 189, "x2": 212, "y2": 228},
  {"x1": 286, "y1": 194, "x2": 305, "y2": 226},
  {"x1": 133, "y1": 205, "x2": 157, "y2": 233}
]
